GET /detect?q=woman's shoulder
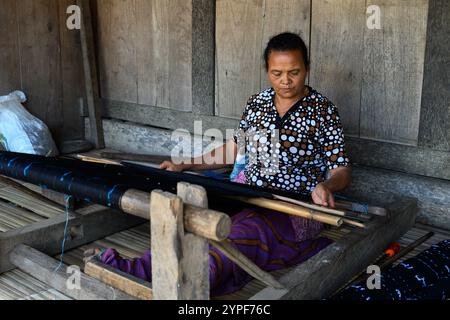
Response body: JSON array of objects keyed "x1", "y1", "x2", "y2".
[
  {"x1": 307, "y1": 87, "x2": 339, "y2": 113},
  {"x1": 246, "y1": 88, "x2": 275, "y2": 105}
]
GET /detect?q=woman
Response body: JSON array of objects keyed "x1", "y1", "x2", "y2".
[{"x1": 97, "y1": 32, "x2": 352, "y2": 297}]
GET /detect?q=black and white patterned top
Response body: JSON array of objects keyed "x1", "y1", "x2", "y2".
[{"x1": 234, "y1": 86, "x2": 351, "y2": 196}]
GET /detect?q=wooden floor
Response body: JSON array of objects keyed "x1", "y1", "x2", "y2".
[{"x1": 0, "y1": 178, "x2": 448, "y2": 300}]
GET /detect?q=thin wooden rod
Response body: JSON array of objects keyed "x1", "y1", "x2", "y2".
[
  {"x1": 231, "y1": 196, "x2": 343, "y2": 227},
  {"x1": 273, "y1": 194, "x2": 346, "y2": 216},
  {"x1": 210, "y1": 239, "x2": 286, "y2": 290}
]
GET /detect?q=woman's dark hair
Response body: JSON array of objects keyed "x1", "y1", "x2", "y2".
[{"x1": 263, "y1": 32, "x2": 310, "y2": 71}]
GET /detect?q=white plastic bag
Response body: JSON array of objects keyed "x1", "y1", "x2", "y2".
[{"x1": 0, "y1": 91, "x2": 58, "y2": 156}]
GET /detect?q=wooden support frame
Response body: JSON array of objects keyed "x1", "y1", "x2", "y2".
[
  {"x1": 0, "y1": 204, "x2": 144, "y2": 273},
  {"x1": 82, "y1": 183, "x2": 286, "y2": 300}
]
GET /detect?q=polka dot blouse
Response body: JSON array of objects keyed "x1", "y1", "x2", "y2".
[{"x1": 234, "y1": 86, "x2": 351, "y2": 196}]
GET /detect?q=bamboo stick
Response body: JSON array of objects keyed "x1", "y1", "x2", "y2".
[
  {"x1": 76, "y1": 155, "x2": 120, "y2": 165},
  {"x1": 273, "y1": 194, "x2": 347, "y2": 216},
  {"x1": 231, "y1": 196, "x2": 343, "y2": 227},
  {"x1": 272, "y1": 194, "x2": 366, "y2": 228}
]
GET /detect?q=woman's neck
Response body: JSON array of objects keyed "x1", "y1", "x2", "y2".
[{"x1": 274, "y1": 86, "x2": 309, "y2": 117}]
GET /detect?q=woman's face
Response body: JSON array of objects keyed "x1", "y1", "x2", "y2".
[{"x1": 267, "y1": 50, "x2": 308, "y2": 100}]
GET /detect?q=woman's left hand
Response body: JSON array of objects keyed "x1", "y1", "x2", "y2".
[{"x1": 311, "y1": 183, "x2": 335, "y2": 208}]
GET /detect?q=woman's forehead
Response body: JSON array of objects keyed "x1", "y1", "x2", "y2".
[{"x1": 268, "y1": 50, "x2": 305, "y2": 68}]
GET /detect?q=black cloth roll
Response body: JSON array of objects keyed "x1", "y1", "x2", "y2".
[{"x1": 0, "y1": 151, "x2": 311, "y2": 211}]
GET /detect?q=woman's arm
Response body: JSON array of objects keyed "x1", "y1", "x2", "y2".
[
  {"x1": 312, "y1": 166, "x2": 352, "y2": 208},
  {"x1": 160, "y1": 139, "x2": 238, "y2": 172}
]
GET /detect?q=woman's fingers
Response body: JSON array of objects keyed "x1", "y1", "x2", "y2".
[
  {"x1": 159, "y1": 161, "x2": 170, "y2": 169},
  {"x1": 327, "y1": 193, "x2": 336, "y2": 208},
  {"x1": 159, "y1": 160, "x2": 183, "y2": 172},
  {"x1": 312, "y1": 183, "x2": 335, "y2": 208}
]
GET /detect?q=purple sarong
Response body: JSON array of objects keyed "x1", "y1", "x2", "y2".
[{"x1": 101, "y1": 207, "x2": 332, "y2": 297}]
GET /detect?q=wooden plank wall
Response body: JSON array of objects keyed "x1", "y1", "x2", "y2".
[
  {"x1": 0, "y1": 0, "x2": 85, "y2": 143},
  {"x1": 309, "y1": 0, "x2": 366, "y2": 137},
  {"x1": 360, "y1": 0, "x2": 428, "y2": 145},
  {"x1": 216, "y1": 0, "x2": 429, "y2": 145},
  {"x1": 95, "y1": 0, "x2": 192, "y2": 111},
  {"x1": 2, "y1": 0, "x2": 445, "y2": 182},
  {"x1": 215, "y1": 0, "x2": 311, "y2": 119}
]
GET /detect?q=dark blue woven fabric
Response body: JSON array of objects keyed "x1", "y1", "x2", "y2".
[{"x1": 333, "y1": 239, "x2": 450, "y2": 300}]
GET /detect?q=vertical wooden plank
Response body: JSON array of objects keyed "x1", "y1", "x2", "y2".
[
  {"x1": 177, "y1": 182, "x2": 210, "y2": 300},
  {"x1": 309, "y1": 0, "x2": 366, "y2": 136},
  {"x1": 136, "y1": 0, "x2": 169, "y2": 108},
  {"x1": 96, "y1": 0, "x2": 138, "y2": 103},
  {"x1": 58, "y1": 0, "x2": 85, "y2": 141},
  {"x1": 360, "y1": 0, "x2": 428, "y2": 145},
  {"x1": 192, "y1": 0, "x2": 215, "y2": 116},
  {"x1": 216, "y1": 0, "x2": 264, "y2": 119},
  {"x1": 0, "y1": 0, "x2": 21, "y2": 95},
  {"x1": 167, "y1": 0, "x2": 192, "y2": 112},
  {"x1": 18, "y1": 0, "x2": 63, "y2": 140},
  {"x1": 261, "y1": 0, "x2": 311, "y2": 90},
  {"x1": 418, "y1": 0, "x2": 450, "y2": 151},
  {"x1": 150, "y1": 190, "x2": 184, "y2": 300},
  {"x1": 136, "y1": 0, "x2": 192, "y2": 112},
  {"x1": 78, "y1": 0, "x2": 105, "y2": 148},
  {"x1": 216, "y1": 0, "x2": 311, "y2": 119}
]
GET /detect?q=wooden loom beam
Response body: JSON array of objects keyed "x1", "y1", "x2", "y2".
[{"x1": 120, "y1": 189, "x2": 231, "y2": 241}]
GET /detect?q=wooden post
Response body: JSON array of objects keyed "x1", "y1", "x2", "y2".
[
  {"x1": 77, "y1": 0, "x2": 105, "y2": 148},
  {"x1": 177, "y1": 182, "x2": 210, "y2": 300},
  {"x1": 150, "y1": 190, "x2": 184, "y2": 300}
]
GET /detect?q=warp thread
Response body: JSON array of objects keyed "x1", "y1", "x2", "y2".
[{"x1": 54, "y1": 195, "x2": 72, "y2": 272}]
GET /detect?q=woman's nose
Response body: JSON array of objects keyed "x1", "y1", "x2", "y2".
[{"x1": 280, "y1": 74, "x2": 290, "y2": 84}]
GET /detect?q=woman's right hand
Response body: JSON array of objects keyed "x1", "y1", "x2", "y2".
[{"x1": 159, "y1": 160, "x2": 186, "y2": 172}]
